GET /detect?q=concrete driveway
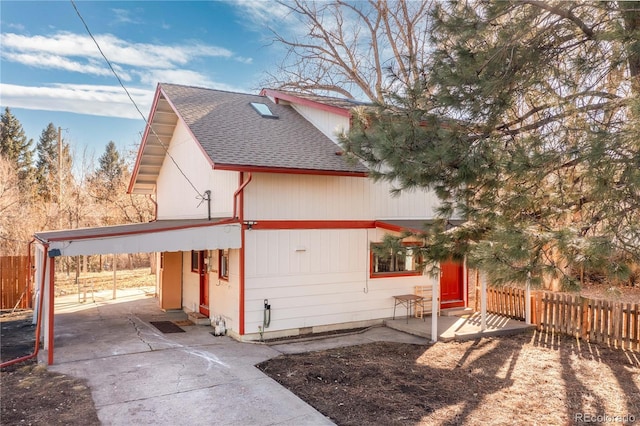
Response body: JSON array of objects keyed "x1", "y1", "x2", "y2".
[{"x1": 46, "y1": 288, "x2": 427, "y2": 425}]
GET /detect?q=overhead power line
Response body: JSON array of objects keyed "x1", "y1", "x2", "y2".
[{"x1": 69, "y1": 0, "x2": 204, "y2": 200}]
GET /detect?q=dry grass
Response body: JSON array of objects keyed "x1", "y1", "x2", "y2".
[{"x1": 54, "y1": 268, "x2": 155, "y2": 296}]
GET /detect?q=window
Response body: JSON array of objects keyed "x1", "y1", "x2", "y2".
[
  {"x1": 370, "y1": 244, "x2": 423, "y2": 277},
  {"x1": 219, "y1": 249, "x2": 229, "y2": 280},
  {"x1": 191, "y1": 250, "x2": 199, "y2": 272},
  {"x1": 250, "y1": 102, "x2": 278, "y2": 118}
]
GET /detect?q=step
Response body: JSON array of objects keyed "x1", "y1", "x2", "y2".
[
  {"x1": 440, "y1": 307, "x2": 473, "y2": 317},
  {"x1": 187, "y1": 311, "x2": 211, "y2": 326}
]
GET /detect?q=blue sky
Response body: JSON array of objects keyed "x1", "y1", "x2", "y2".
[{"x1": 0, "y1": 1, "x2": 289, "y2": 163}]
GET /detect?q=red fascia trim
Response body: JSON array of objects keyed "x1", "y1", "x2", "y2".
[
  {"x1": 374, "y1": 221, "x2": 423, "y2": 234},
  {"x1": 47, "y1": 255, "x2": 55, "y2": 365},
  {"x1": 215, "y1": 163, "x2": 367, "y2": 177},
  {"x1": 260, "y1": 89, "x2": 352, "y2": 118},
  {"x1": 41, "y1": 218, "x2": 239, "y2": 243},
  {"x1": 250, "y1": 220, "x2": 376, "y2": 230},
  {"x1": 128, "y1": 84, "x2": 164, "y2": 194},
  {"x1": 370, "y1": 271, "x2": 423, "y2": 279}
]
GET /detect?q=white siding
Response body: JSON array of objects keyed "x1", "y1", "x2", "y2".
[
  {"x1": 156, "y1": 120, "x2": 238, "y2": 219},
  {"x1": 181, "y1": 249, "x2": 241, "y2": 333},
  {"x1": 243, "y1": 228, "x2": 435, "y2": 336},
  {"x1": 244, "y1": 173, "x2": 439, "y2": 221},
  {"x1": 209, "y1": 248, "x2": 240, "y2": 333},
  {"x1": 290, "y1": 103, "x2": 350, "y2": 144}
]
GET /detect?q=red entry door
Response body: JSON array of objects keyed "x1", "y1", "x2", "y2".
[
  {"x1": 199, "y1": 250, "x2": 210, "y2": 316},
  {"x1": 440, "y1": 260, "x2": 465, "y2": 309}
]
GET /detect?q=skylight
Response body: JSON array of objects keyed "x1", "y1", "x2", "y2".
[{"x1": 250, "y1": 102, "x2": 278, "y2": 119}]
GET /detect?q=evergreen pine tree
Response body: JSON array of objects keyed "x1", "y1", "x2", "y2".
[
  {"x1": 35, "y1": 123, "x2": 60, "y2": 202},
  {"x1": 0, "y1": 107, "x2": 35, "y2": 192},
  {"x1": 97, "y1": 141, "x2": 125, "y2": 183},
  {"x1": 344, "y1": 1, "x2": 640, "y2": 289},
  {"x1": 91, "y1": 141, "x2": 126, "y2": 202}
]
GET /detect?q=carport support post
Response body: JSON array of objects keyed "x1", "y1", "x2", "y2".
[
  {"x1": 47, "y1": 255, "x2": 55, "y2": 365},
  {"x1": 431, "y1": 275, "x2": 439, "y2": 343}
]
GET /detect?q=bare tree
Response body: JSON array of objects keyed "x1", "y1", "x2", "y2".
[
  {"x1": 0, "y1": 156, "x2": 35, "y2": 255},
  {"x1": 264, "y1": 0, "x2": 433, "y2": 102}
]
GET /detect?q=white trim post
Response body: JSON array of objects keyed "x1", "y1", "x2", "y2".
[
  {"x1": 431, "y1": 271, "x2": 439, "y2": 343},
  {"x1": 480, "y1": 271, "x2": 487, "y2": 331}
]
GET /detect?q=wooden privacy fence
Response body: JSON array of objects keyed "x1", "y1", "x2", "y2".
[
  {"x1": 486, "y1": 286, "x2": 640, "y2": 351},
  {"x1": 0, "y1": 255, "x2": 32, "y2": 310},
  {"x1": 486, "y1": 286, "x2": 528, "y2": 320}
]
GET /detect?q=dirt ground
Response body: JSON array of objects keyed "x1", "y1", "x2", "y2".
[
  {"x1": 2, "y1": 273, "x2": 638, "y2": 425},
  {"x1": 0, "y1": 310, "x2": 100, "y2": 425},
  {"x1": 258, "y1": 332, "x2": 640, "y2": 425}
]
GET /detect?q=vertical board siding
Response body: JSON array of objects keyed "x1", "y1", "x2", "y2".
[
  {"x1": 290, "y1": 104, "x2": 350, "y2": 144},
  {"x1": 156, "y1": 120, "x2": 237, "y2": 219},
  {"x1": 243, "y1": 173, "x2": 438, "y2": 221},
  {"x1": 244, "y1": 228, "x2": 435, "y2": 334},
  {"x1": 210, "y1": 249, "x2": 240, "y2": 331},
  {"x1": 487, "y1": 286, "x2": 640, "y2": 351},
  {"x1": 0, "y1": 256, "x2": 32, "y2": 309}
]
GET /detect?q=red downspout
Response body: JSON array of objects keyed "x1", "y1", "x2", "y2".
[
  {"x1": 47, "y1": 255, "x2": 55, "y2": 365},
  {"x1": 236, "y1": 172, "x2": 252, "y2": 336},
  {"x1": 0, "y1": 243, "x2": 48, "y2": 368},
  {"x1": 233, "y1": 172, "x2": 252, "y2": 220}
]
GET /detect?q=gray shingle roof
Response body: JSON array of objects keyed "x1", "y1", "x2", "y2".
[{"x1": 160, "y1": 83, "x2": 368, "y2": 174}]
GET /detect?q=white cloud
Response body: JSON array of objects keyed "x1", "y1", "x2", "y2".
[
  {"x1": 235, "y1": 56, "x2": 253, "y2": 65},
  {"x1": 134, "y1": 69, "x2": 216, "y2": 88},
  {"x1": 228, "y1": 1, "x2": 293, "y2": 27},
  {"x1": 110, "y1": 8, "x2": 141, "y2": 25},
  {"x1": 2, "y1": 32, "x2": 235, "y2": 69},
  {"x1": 0, "y1": 83, "x2": 153, "y2": 119},
  {"x1": 1, "y1": 30, "x2": 255, "y2": 119},
  {"x1": 134, "y1": 70, "x2": 250, "y2": 93},
  {"x1": 3, "y1": 51, "x2": 131, "y2": 80}
]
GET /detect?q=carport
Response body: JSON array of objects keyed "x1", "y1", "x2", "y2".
[{"x1": 33, "y1": 218, "x2": 241, "y2": 365}]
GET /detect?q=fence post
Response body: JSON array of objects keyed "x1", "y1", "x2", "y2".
[
  {"x1": 612, "y1": 302, "x2": 621, "y2": 349},
  {"x1": 536, "y1": 291, "x2": 544, "y2": 331},
  {"x1": 525, "y1": 277, "x2": 531, "y2": 324}
]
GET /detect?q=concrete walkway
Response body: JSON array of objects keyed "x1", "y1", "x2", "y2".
[{"x1": 44, "y1": 288, "x2": 428, "y2": 426}]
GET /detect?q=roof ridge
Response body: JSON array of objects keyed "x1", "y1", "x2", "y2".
[{"x1": 159, "y1": 82, "x2": 263, "y2": 98}]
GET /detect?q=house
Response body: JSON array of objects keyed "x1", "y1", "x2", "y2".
[{"x1": 33, "y1": 83, "x2": 474, "y2": 363}]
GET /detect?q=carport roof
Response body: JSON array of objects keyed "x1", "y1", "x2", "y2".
[{"x1": 35, "y1": 218, "x2": 241, "y2": 257}]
